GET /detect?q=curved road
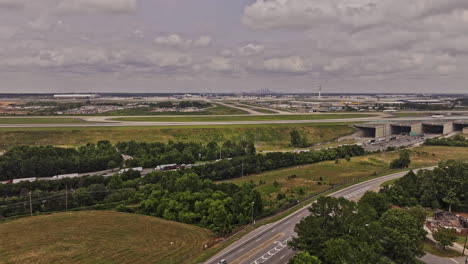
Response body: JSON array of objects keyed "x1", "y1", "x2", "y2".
[{"x1": 205, "y1": 167, "x2": 436, "y2": 264}]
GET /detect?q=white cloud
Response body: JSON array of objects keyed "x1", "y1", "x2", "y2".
[
  {"x1": 57, "y1": 0, "x2": 137, "y2": 14},
  {"x1": 0, "y1": 0, "x2": 24, "y2": 9},
  {"x1": 205, "y1": 57, "x2": 234, "y2": 72},
  {"x1": 193, "y1": 36, "x2": 211, "y2": 47},
  {"x1": 238, "y1": 43, "x2": 264, "y2": 56},
  {"x1": 263, "y1": 56, "x2": 308, "y2": 73},
  {"x1": 242, "y1": 0, "x2": 468, "y2": 30},
  {"x1": 155, "y1": 34, "x2": 211, "y2": 48}
]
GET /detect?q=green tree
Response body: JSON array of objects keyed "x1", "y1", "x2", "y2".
[
  {"x1": 290, "y1": 129, "x2": 302, "y2": 147},
  {"x1": 433, "y1": 228, "x2": 458, "y2": 250},
  {"x1": 289, "y1": 252, "x2": 321, "y2": 264},
  {"x1": 359, "y1": 191, "x2": 391, "y2": 217},
  {"x1": 379, "y1": 209, "x2": 426, "y2": 263}
]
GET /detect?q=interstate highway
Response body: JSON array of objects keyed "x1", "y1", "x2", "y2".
[{"x1": 205, "y1": 167, "x2": 436, "y2": 264}]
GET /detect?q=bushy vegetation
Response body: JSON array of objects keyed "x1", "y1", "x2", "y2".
[
  {"x1": 289, "y1": 195, "x2": 426, "y2": 264},
  {"x1": 0, "y1": 141, "x2": 122, "y2": 180},
  {"x1": 117, "y1": 140, "x2": 255, "y2": 168},
  {"x1": 290, "y1": 160, "x2": 467, "y2": 264},
  {"x1": 191, "y1": 145, "x2": 365, "y2": 181},
  {"x1": 381, "y1": 160, "x2": 468, "y2": 212},
  {"x1": 426, "y1": 135, "x2": 468, "y2": 147},
  {"x1": 389, "y1": 150, "x2": 411, "y2": 169},
  {"x1": 139, "y1": 172, "x2": 262, "y2": 234}
]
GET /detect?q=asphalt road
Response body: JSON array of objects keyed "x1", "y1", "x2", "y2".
[
  {"x1": 206, "y1": 167, "x2": 436, "y2": 264},
  {"x1": 0, "y1": 115, "x2": 467, "y2": 128}
]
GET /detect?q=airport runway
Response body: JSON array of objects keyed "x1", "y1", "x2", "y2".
[
  {"x1": 205, "y1": 167, "x2": 436, "y2": 264},
  {"x1": 0, "y1": 115, "x2": 467, "y2": 128}
]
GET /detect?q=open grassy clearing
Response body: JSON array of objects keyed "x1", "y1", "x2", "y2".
[
  {"x1": 251, "y1": 108, "x2": 278, "y2": 114},
  {"x1": 457, "y1": 235, "x2": 467, "y2": 247},
  {"x1": 98, "y1": 103, "x2": 248, "y2": 116},
  {"x1": 226, "y1": 146, "x2": 468, "y2": 206},
  {"x1": 0, "y1": 211, "x2": 214, "y2": 264},
  {"x1": 0, "y1": 123, "x2": 355, "y2": 150},
  {"x1": 0, "y1": 118, "x2": 86, "y2": 124},
  {"x1": 112, "y1": 113, "x2": 374, "y2": 122},
  {"x1": 391, "y1": 112, "x2": 432, "y2": 118},
  {"x1": 423, "y1": 241, "x2": 464, "y2": 258}
]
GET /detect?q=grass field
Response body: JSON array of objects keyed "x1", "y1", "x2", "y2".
[
  {"x1": 0, "y1": 123, "x2": 356, "y2": 150},
  {"x1": 0, "y1": 118, "x2": 86, "y2": 124},
  {"x1": 0, "y1": 211, "x2": 214, "y2": 264},
  {"x1": 226, "y1": 146, "x2": 468, "y2": 207},
  {"x1": 98, "y1": 104, "x2": 248, "y2": 116},
  {"x1": 251, "y1": 108, "x2": 278, "y2": 114},
  {"x1": 112, "y1": 113, "x2": 373, "y2": 122},
  {"x1": 423, "y1": 241, "x2": 464, "y2": 258}
]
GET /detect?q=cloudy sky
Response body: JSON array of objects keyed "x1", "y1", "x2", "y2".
[{"x1": 1, "y1": 0, "x2": 468, "y2": 93}]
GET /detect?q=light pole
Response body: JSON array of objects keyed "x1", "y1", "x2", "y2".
[{"x1": 251, "y1": 202, "x2": 255, "y2": 225}]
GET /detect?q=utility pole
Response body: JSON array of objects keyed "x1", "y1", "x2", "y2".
[
  {"x1": 463, "y1": 235, "x2": 467, "y2": 255},
  {"x1": 29, "y1": 191, "x2": 32, "y2": 216},
  {"x1": 251, "y1": 202, "x2": 255, "y2": 225},
  {"x1": 65, "y1": 184, "x2": 68, "y2": 212},
  {"x1": 241, "y1": 161, "x2": 244, "y2": 177}
]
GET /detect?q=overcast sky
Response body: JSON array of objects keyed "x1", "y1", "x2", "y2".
[{"x1": 0, "y1": 0, "x2": 468, "y2": 94}]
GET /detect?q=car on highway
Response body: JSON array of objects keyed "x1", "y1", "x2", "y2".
[{"x1": 218, "y1": 260, "x2": 227, "y2": 264}]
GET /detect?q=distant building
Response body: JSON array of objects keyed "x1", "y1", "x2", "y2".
[{"x1": 54, "y1": 94, "x2": 97, "y2": 99}]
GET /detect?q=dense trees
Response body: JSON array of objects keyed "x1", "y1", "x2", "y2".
[
  {"x1": 289, "y1": 196, "x2": 426, "y2": 264},
  {"x1": 290, "y1": 129, "x2": 308, "y2": 147},
  {"x1": 426, "y1": 135, "x2": 468, "y2": 147},
  {"x1": 192, "y1": 145, "x2": 365, "y2": 181},
  {"x1": 117, "y1": 140, "x2": 255, "y2": 168},
  {"x1": 389, "y1": 150, "x2": 411, "y2": 169},
  {"x1": 0, "y1": 141, "x2": 122, "y2": 180},
  {"x1": 432, "y1": 228, "x2": 458, "y2": 250},
  {"x1": 381, "y1": 160, "x2": 468, "y2": 212},
  {"x1": 139, "y1": 172, "x2": 262, "y2": 234}
]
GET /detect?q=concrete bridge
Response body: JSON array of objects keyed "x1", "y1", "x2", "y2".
[{"x1": 355, "y1": 120, "x2": 468, "y2": 139}]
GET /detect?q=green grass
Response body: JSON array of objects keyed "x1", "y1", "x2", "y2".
[
  {"x1": 457, "y1": 235, "x2": 467, "y2": 247},
  {"x1": 392, "y1": 112, "x2": 431, "y2": 118},
  {"x1": 0, "y1": 118, "x2": 86, "y2": 124},
  {"x1": 0, "y1": 211, "x2": 214, "y2": 264},
  {"x1": 226, "y1": 146, "x2": 468, "y2": 209},
  {"x1": 423, "y1": 241, "x2": 464, "y2": 258},
  {"x1": 112, "y1": 114, "x2": 374, "y2": 122},
  {"x1": 97, "y1": 104, "x2": 248, "y2": 116},
  {"x1": 0, "y1": 123, "x2": 356, "y2": 150},
  {"x1": 251, "y1": 108, "x2": 278, "y2": 114}
]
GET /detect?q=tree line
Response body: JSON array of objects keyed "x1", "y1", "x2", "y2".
[
  {"x1": 191, "y1": 145, "x2": 365, "y2": 181},
  {"x1": 289, "y1": 160, "x2": 467, "y2": 263},
  {"x1": 0, "y1": 141, "x2": 122, "y2": 181},
  {"x1": 425, "y1": 134, "x2": 468, "y2": 147},
  {"x1": 0, "y1": 169, "x2": 263, "y2": 235},
  {"x1": 381, "y1": 160, "x2": 468, "y2": 212},
  {"x1": 117, "y1": 140, "x2": 256, "y2": 168}
]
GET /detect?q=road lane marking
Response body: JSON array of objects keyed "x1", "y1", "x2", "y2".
[
  {"x1": 271, "y1": 229, "x2": 277, "y2": 233},
  {"x1": 256, "y1": 238, "x2": 261, "y2": 242},
  {"x1": 250, "y1": 237, "x2": 292, "y2": 264},
  {"x1": 237, "y1": 248, "x2": 244, "y2": 253},
  {"x1": 449, "y1": 258, "x2": 459, "y2": 263},
  {"x1": 230, "y1": 233, "x2": 284, "y2": 264}
]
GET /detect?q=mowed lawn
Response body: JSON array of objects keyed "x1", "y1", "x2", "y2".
[
  {"x1": 0, "y1": 211, "x2": 214, "y2": 264},
  {"x1": 0, "y1": 123, "x2": 355, "y2": 150},
  {"x1": 112, "y1": 113, "x2": 374, "y2": 122},
  {"x1": 0, "y1": 118, "x2": 86, "y2": 124},
  {"x1": 227, "y1": 146, "x2": 468, "y2": 204}
]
